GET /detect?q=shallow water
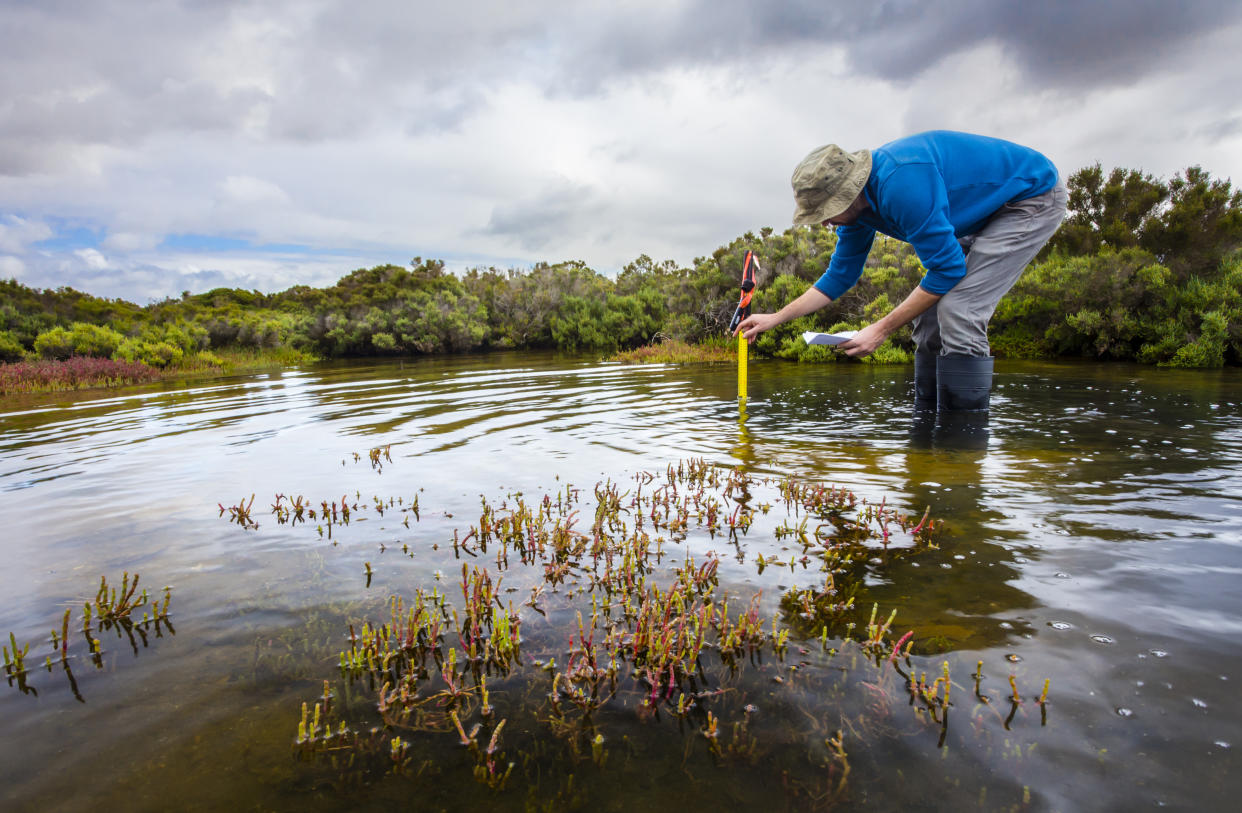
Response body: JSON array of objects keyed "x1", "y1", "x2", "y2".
[{"x1": 1, "y1": 352, "x2": 1240, "y2": 811}]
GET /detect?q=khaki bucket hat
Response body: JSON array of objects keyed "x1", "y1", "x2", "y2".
[{"x1": 791, "y1": 144, "x2": 872, "y2": 225}]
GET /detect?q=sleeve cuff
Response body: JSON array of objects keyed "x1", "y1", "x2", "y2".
[{"x1": 813, "y1": 277, "x2": 847, "y2": 301}]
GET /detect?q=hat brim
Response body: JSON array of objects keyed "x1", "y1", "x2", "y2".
[{"x1": 792, "y1": 149, "x2": 872, "y2": 226}]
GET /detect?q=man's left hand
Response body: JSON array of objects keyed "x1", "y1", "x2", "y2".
[{"x1": 839, "y1": 323, "x2": 891, "y2": 358}]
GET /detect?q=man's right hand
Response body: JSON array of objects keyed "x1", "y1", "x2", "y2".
[
  {"x1": 733, "y1": 285, "x2": 833, "y2": 343},
  {"x1": 734, "y1": 312, "x2": 782, "y2": 343}
]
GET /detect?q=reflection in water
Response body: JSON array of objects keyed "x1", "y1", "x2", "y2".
[
  {"x1": 908, "y1": 409, "x2": 991, "y2": 453},
  {"x1": 899, "y1": 410, "x2": 1037, "y2": 649},
  {"x1": 0, "y1": 354, "x2": 1240, "y2": 810},
  {"x1": 4, "y1": 574, "x2": 175, "y2": 705},
  {"x1": 732, "y1": 399, "x2": 755, "y2": 471}
]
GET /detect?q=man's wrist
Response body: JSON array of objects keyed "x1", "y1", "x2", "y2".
[{"x1": 872, "y1": 314, "x2": 899, "y2": 336}]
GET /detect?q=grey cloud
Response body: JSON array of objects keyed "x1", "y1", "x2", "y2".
[
  {"x1": 4, "y1": 0, "x2": 1237, "y2": 173},
  {"x1": 538, "y1": 0, "x2": 1242, "y2": 92},
  {"x1": 839, "y1": 0, "x2": 1242, "y2": 87},
  {"x1": 0, "y1": 2, "x2": 273, "y2": 174},
  {"x1": 402, "y1": 87, "x2": 487, "y2": 136},
  {"x1": 482, "y1": 180, "x2": 608, "y2": 252},
  {"x1": 1198, "y1": 116, "x2": 1242, "y2": 144},
  {"x1": 0, "y1": 1, "x2": 546, "y2": 167},
  {"x1": 0, "y1": 139, "x2": 72, "y2": 176},
  {"x1": 1, "y1": 81, "x2": 270, "y2": 144}
]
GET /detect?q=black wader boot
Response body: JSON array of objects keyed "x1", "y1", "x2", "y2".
[
  {"x1": 914, "y1": 352, "x2": 938, "y2": 411},
  {"x1": 936, "y1": 354, "x2": 993, "y2": 412}
]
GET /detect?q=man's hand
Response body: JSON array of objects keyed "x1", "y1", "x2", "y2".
[
  {"x1": 732, "y1": 286, "x2": 833, "y2": 344},
  {"x1": 840, "y1": 285, "x2": 943, "y2": 357},
  {"x1": 838, "y1": 322, "x2": 891, "y2": 357},
  {"x1": 734, "y1": 312, "x2": 783, "y2": 343}
]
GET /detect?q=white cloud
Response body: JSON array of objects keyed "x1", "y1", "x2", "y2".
[
  {"x1": 0, "y1": 255, "x2": 26, "y2": 276},
  {"x1": 74, "y1": 248, "x2": 109, "y2": 270},
  {"x1": 0, "y1": 215, "x2": 52, "y2": 254},
  {"x1": 11, "y1": 246, "x2": 383, "y2": 302},
  {"x1": 102, "y1": 231, "x2": 160, "y2": 252},
  {"x1": 220, "y1": 175, "x2": 290, "y2": 204}
]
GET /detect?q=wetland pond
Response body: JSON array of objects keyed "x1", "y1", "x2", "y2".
[{"x1": 2, "y1": 352, "x2": 1240, "y2": 811}]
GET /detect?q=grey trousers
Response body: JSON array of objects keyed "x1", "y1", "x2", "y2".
[{"x1": 912, "y1": 182, "x2": 1068, "y2": 357}]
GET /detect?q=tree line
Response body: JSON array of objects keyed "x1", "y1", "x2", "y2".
[{"x1": 2, "y1": 163, "x2": 1239, "y2": 370}]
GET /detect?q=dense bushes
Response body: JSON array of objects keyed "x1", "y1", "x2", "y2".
[
  {"x1": 1002, "y1": 252, "x2": 1242, "y2": 366},
  {"x1": 1044, "y1": 165, "x2": 1242, "y2": 279},
  {"x1": 33, "y1": 323, "x2": 126, "y2": 360},
  {"x1": 1, "y1": 164, "x2": 1240, "y2": 372},
  {"x1": 0, "y1": 330, "x2": 25, "y2": 363},
  {"x1": 273, "y1": 261, "x2": 490, "y2": 355}
]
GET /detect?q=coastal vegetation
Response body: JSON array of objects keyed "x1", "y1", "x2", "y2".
[
  {"x1": 1, "y1": 163, "x2": 1239, "y2": 393},
  {"x1": 611, "y1": 337, "x2": 735, "y2": 364}
]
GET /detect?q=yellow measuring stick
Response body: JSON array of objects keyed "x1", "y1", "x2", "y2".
[
  {"x1": 738, "y1": 333, "x2": 747, "y2": 400},
  {"x1": 728, "y1": 250, "x2": 758, "y2": 401}
]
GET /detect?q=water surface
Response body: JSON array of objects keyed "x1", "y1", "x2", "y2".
[{"x1": 1, "y1": 352, "x2": 1239, "y2": 810}]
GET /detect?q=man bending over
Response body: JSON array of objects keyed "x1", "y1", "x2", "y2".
[{"x1": 735, "y1": 130, "x2": 1067, "y2": 411}]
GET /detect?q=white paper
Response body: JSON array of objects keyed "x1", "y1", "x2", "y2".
[{"x1": 802, "y1": 330, "x2": 857, "y2": 346}]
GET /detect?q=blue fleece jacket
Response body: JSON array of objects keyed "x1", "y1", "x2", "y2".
[{"x1": 812, "y1": 131, "x2": 1059, "y2": 299}]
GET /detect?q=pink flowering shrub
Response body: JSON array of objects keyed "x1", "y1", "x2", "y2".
[{"x1": 0, "y1": 356, "x2": 160, "y2": 395}]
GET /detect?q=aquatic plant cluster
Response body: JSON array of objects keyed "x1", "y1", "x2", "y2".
[
  {"x1": 220, "y1": 456, "x2": 1054, "y2": 805},
  {"x1": 3, "y1": 572, "x2": 174, "y2": 700}
]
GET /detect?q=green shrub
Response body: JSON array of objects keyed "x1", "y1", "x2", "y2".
[
  {"x1": 550, "y1": 296, "x2": 611, "y2": 351},
  {"x1": 1163, "y1": 310, "x2": 1228, "y2": 368},
  {"x1": 861, "y1": 342, "x2": 913, "y2": 364},
  {"x1": 34, "y1": 323, "x2": 126, "y2": 360},
  {"x1": 114, "y1": 338, "x2": 184, "y2": 368},
  {"x1": 990, "y1": 324, "x2": 1050, "y2": 359},
  {"x1": 792, "y1": 342, "x2": 839, "y2": 363},
  {"x1": 0, "y1": 330, "x2": 26, "y2": 362},
  {"x1": 371, "y1": 332, "x2": 397, "y2": 353}
]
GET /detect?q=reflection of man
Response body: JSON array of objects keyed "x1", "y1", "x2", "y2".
[{"x1": 735, "y1": 131, "x2": 1067, "y2": 412}]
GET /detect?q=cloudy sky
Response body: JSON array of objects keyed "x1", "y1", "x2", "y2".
[{"x1": 2, "y1": 0, "x2": 1241, "y2": 302}]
